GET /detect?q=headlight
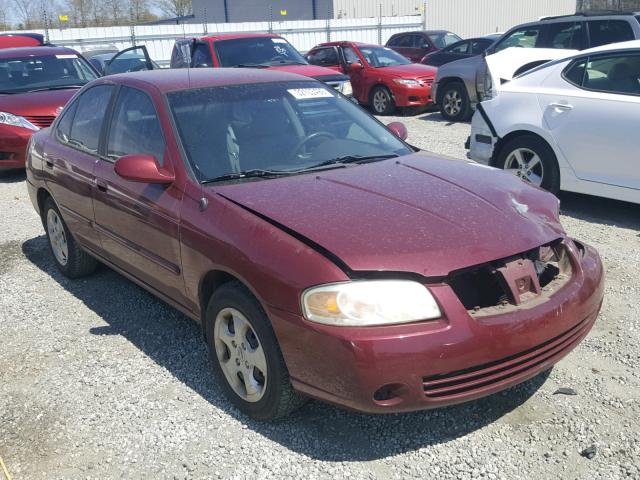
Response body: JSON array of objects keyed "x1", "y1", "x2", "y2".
[
  {"x1": 0, "y1": 111, "x2": 39, "y2": 131},
  {"x1": 302, "y1": 280, "x2": 441, "y2": 327},
  {"x1": 340, "y1": 80, "x2": 353, "y2": 96},
  {"x1": 393, "y1": 79, "x2": 420, "y2": 86}
]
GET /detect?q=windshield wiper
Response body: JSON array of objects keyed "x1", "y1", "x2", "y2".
[
  {"x1": 268, "y1": 60, "x2": 307, "y2": 65},
  {"x1": 202, "y1": 169, "x2": 292, "y2": 184},
  {"x1": 232, "y1": 63, "x2": 270, "y2": 69},
  {"x1": 308, "y1": 154, "x2": 399, "y2": 169},
  {"x1": 26, "y1": 85, "x2": 85, "y2": 92}
]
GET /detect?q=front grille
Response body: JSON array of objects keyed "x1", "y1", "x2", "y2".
[
  {"x1": 24, "y1": 115, "x2": 55, "y2": 128},
  {"x1": 422, "y1": 316, "x2": 592, "y2": 399}
]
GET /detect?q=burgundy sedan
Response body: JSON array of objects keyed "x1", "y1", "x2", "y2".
[
  {"x1": 0, "y1": 46, "x2": 99, "y2": 171},
  {"x1": 27, "y1": 69, "x2": 604, "y2": 420}
]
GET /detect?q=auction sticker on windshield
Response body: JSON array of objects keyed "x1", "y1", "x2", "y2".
[{"x1": 288, "y1": 88, "x2": 334, "y2": 100}]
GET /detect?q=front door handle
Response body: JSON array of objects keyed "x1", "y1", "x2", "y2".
[
  {"x1": 43, "y1": 153, "x2": 54, "y2": 168},
  {"x1": 95, "y1": 178, "x2": 108, "y2": 192},
  {"x1": 550, "y1": 102, "x2": 573, "y2": 111}
]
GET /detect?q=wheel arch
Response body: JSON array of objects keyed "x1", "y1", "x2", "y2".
[
  {"x1": 36, "y1": 187, "x2": 52, "y2": 217},
  {"x1": 368, "y1": 82, "x2": 394, "y2": 104},
  {"x1": 491, "y1": 129, "x2": 555, "y2": 167},
  {"x1": 435, "y1": 76, "x2": 465, "y2": 104}
]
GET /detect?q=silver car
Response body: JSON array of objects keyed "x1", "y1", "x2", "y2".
[{"x1": 433, "y1": 12, "x2": 640, "y2": 122}]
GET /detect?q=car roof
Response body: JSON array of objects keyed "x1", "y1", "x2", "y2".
[
  {"x1": 541, "y1": 11, "x2": 640, "y2": 21},
  {"x1": 0, "y1": 46, "x2": 80, "y2": 59},
  {"x1": 582, "y1": 39, "x2": 640, "y2": 54},
  {"x1": 101, "y1": 68, "x2": 314, "y2": 93},
  {"x1": 391, "y1": 30, "x2": 455, "y2": 36},
  {"x1": 198, "y1": 33, "x2": 282, "y2": 42}
]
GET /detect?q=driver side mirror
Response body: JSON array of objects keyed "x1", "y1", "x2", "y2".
[
  {"x1": 348, "y1": 62, "x2": 363, "y2": 71},
  {"x1": 387, "y1": 122, "x2": 408, "y2": 141},
  {"x1": 114, "y1": 154, "x2": 175, "y2": 184}
]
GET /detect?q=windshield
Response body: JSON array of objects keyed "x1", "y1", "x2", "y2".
[
  {"x1": 359, "y1": 46, "x2": 411, "y2": 67},
  {"x1": 428, "y1": 32, "x2": 462, "y2": 49},
  {"x1": 168, "y1": 81, "x2": 411, "y2": 182},
  {"x1": 215, "y1": 37, "x2": 308, "y2": 67},
  {"x1": 0, "y1": 54, "x2": 98, "y2": 94}
]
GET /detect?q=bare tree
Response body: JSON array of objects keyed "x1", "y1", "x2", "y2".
[
  {"x1": 154, "y1": 0, "x2": 191, "y2": 18},
  {"x1": 12, "y1": 0, "x2": 38, "y2": 28},
  {"x1": 104, "y1": 0, "x2": 124, "y2": 25}
]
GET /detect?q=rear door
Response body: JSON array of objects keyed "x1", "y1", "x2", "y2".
[
  {"x1": 540, "y1": 52, "x2": 640, "y2": 190},
  {"x1": 44, "y1": 85, "x2": 115, "y2": 250},
  {"x1": 92, "y1": 85, "x2": 186, "y2": 302}
]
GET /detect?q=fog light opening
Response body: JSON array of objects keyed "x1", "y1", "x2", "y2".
[{"x1": 373, "y1": 383, "x2": 408, "y2": 406}]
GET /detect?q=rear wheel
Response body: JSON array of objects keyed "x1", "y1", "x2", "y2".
[
  {"x1": 370, "y1": 86, "x2": 395, "y2": 115},
  {"x1": 205, "y1": 281, "x2": 306, "y2": 420},
  {"x1": 439, "y1": 81, "x2": 471, "y2": 122},
  {"x1": 496, "y1": 135, "x2": 560, "y2": 194},
  {"x1": 43, "y1": 197, "x2": 98, "y2": 278}
]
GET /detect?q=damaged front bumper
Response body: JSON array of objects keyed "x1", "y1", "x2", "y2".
[{"x1": 269, "y1": 238, "x2": 604, "y2": 414}]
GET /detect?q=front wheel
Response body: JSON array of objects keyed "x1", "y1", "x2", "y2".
[
  {"x1": 370, "y1": 86, "x2": 396, "y2": 115},
  {"x1": 205, "y1": 282, "x2": 306, "y2": 420},
  {"x1": 495, "y1": 135, "x2": 560, "y2": 194},
  {"x1": 439, "y1": 81, "x2": 471, "y2": 122}
]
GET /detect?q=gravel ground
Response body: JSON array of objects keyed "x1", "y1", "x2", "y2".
[{"x1": 1, "y1": 111, "x2": 639, "y2": 480}]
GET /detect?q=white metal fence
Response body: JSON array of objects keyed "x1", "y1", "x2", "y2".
[{"x1": 4, "y1": 0, "x2": 577, "y2": 64}]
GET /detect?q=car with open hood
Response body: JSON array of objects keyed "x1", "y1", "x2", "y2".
[
  {"x1": 306, "y1": 41, "x2": 437, "y2": 115},
  {"x1": 26, "y1": 68, "x2": 604, "y2": 420},
  {"x1": 0, "y1": 46, "x2": 99, "y2": 171}
]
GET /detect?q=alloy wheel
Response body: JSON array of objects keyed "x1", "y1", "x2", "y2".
[
  {"x1": 47, "y1": 209, "x2": 69, "y2": 266},
  {"x1": 213, "y1": 307, "x2": 268, "y2": 402},
  {"x1": 504, "y1": 147, "x2": 544, "y2": 186},
  {"x1": 373, "y1": 90, "x2": 388, "y2": 114},
  {"x1": 443, "y1": 89, "x2": 462, "y2": 116}
]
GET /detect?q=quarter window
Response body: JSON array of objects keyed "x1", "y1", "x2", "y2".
[
  {"x1": 583, "y1": 54, "x2": 640, "y2": 95},
  {"x1": 68, "y1": 85, "x2": 114, "y2": 153},
  {"x1": 55, "y1": 101, "x2": 78, "y2": 143},
  {"x1": 107, "y1": 87, "x2": 166, "y2": 163}
]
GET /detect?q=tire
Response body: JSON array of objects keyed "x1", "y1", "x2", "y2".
[
  {"x1": 439, "y1": 81, "x2": 471, "y2": 122},
  {"x1": 42, "y1": 196, "x2": 98, "y2": 278},
  {"x1": 495, "y1": 135, "x2": 560, "y2": 194},
  {"x1": 205, "y1": 281, "x2": 306, "y2": 420},
  {"x1": 370, "y1": 86, "x2": 396, "y2": 115}
]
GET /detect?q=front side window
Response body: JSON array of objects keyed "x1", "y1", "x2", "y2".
[
  {"x1": 471, "y1": 39, "x2": 493, "y2": 55},
  {"x1": 107, "y1": 87, "x2": 166, "y2": 163},
  {"x1": 494, "y1": 26, "x2": 543, "y2": 52},
  {"x1": 307, "y1": 48, "x2": 339, "y2": 67},
  {"x1": 68, "y1": 85, "x2": 114, "y2": 153},
  {"x1": 167, "y1": 81, "x2": 411, "y2": 182},
  {"x1": 0, "y1": 53, "x2": 98, "y2": 94},
  {"x1": 446, "y1": 41, "x2": 470, "y2": 55},
  {"x1": 342, "y1": 46, "x2": 361, "y2": 64},
  {"x1": 192, "y1": 43, "x2": 213, "y2": 67},
  {"x1": 427, "y1": 32, "x2": 462, "y2": 49},
  {"x1": 390, "y1": 35, "x2": 413, "y2": 48},
  {"x1": 215, "y1": 37, "x2": 307, "y2": 67},
  {"x1": 588, "y1": 20, "x2": 634, "y2": 48},
  {"x1": 358, "y1": 46, "x2": 411, "y2": 68}
]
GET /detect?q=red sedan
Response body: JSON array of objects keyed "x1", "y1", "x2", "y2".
[
  {"x1": 27, "y1": 69, "x2": 604, "y2": 420},
  {"x1": 0, "y1": 46, "x2": 99, "y2": 171},
  {"x1": 306, "y1": 41, "x2": 437, "y2": 115}
]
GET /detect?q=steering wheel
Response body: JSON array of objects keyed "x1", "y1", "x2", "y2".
[{"x1": 290, "y1": 132, "x2": 336, "y2": 157}]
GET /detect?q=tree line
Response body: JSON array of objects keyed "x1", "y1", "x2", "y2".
[{"x1": 1, "y1": 0, "x2": 192, "y2": 30}]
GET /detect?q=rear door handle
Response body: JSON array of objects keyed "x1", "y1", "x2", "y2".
[
  {"x1": 550, "y1": 102, "x2": 573, "y2": 111},
  {"x1": 95, "y1": 178, "x2": 108, "y2": 192}
]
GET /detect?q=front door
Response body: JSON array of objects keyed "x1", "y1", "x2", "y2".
[{"x1": 92, "y1": 85, "x2": 187, "y2": 303}]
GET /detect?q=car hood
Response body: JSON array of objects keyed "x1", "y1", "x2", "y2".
[
  {"x1": 214, "y1": 153, "x2": 564, "y2": 277},
  {"x1": 377, "y1": 63, "x2": 437, "y2": 78},
  {"x1": 268, "y1": 64, "x2": 348, "y2": 80},
  {"x1": 0, "y1": 89, "x2": 78, "y2": 116}
]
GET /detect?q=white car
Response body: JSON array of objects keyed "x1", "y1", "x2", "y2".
[{"x1": 469, "y1": 40, "x2": 640, "y2": 205}]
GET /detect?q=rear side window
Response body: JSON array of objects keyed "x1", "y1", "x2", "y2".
[
  {"x1": 307, "y1": 48, "x2": 339, "y2": 67},
  {"x1": 587, "y1": 20, "x2": 634, "y2": 48},
  {"x1": 390, "y1": 35, "x2": 414, "y2": 48},
  {"x1": 545, "y1": 22, "x2": 585, "y2": 50},
  {"x1": 446, "y1": 41, "x2": 469, "y2": 54},
  {"x1": 494, "y1": 26, "x2": 544, "y2": 52},
  {"x1": 471, "y1": 39, "x2": 492, "y2": 55},
  {"x1": 107, "y1": 87, "x2": 166, "y2": 164},
  {"x1": 563, "y1": 53, "x2": 640, "y2": 96},
  {"x1": 68, "y1": 85, "x2": 114, "y2": 153}
]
